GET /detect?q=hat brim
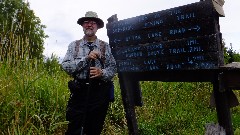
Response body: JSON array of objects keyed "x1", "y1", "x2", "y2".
[{"x1": 77, "y1": 17, "x2": 104, "y2": 28}]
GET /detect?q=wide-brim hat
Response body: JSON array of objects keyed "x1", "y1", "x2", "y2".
[{"x1": 77, "y1": 11, "x2": 104, "y2": 28}]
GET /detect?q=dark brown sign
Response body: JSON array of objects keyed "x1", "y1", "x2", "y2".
[
  {"x1": 106, "y1": 1, "x2": 239, "y2": 135},
  {"x1": 107, "y1": 1, "x2": 222, "y2": 72}
]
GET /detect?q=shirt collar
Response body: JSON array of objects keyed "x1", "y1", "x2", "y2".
[{"x1": 82, "y1": 37, "x2": 99, "y2": 47}]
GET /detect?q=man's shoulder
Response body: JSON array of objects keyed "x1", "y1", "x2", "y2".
[
  {"x1": 98, "y1": 39, "x2": 108, "y2": 45},
  {"x1": 66, "y1": 40, "x2": 81, "y2": 51},
  {"x1": 75, "y1": 39, "x2": 83, "y2": 45},
  {"x1": 69, "y1": 40, "x2": 78, "y2": 45},
  {"x1": 69, "y1": 39, "x2": 83, "y2": 46}
]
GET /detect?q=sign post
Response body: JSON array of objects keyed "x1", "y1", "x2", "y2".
[{"x1": 107, "y1": 0, "x2": 239, "y2": 134}]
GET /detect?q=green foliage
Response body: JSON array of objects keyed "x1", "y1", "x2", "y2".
[
  {"x1": 103, "y1": 81, "x2": 240, "y2": 135},
  {"x1": 102, "y1": 76, "x2": 129, "y2": 135},
  {"x1": 1, "y1": 60, "x2": 240, "y2": 134},
  {"x1": 44, "y1": 54, "x2": 62, "y2": 75},
  {"x1": 0, "y1": 60, "x2": 69, "y2": 135},
  {"x1": 133, "y1": 82, "x2": 216, "y2": 135},
  {"x1": 0, "y1": 32, "x2": 239, "y2": 134},
  {"x1": 0, "y1": 0, "x2": 47, "y2": 61},
  {"x1": 224, "y1": 43, "x2": 240, "y2": 64}
]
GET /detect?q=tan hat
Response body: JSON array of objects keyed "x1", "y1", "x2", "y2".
[
  {"x1": 77, "y1": 11, "x2": 104, "y2": 28},
  {"x1": 212, "y1": 0, "x2": 225, "y2": 17}
]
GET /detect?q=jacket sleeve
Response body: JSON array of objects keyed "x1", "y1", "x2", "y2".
[
  {"x1": 101, "y1": 42, "x2": 117, "y2": 81},
  {"x1": 61, "y1": 41, "x2": 89, "y2": 76}
]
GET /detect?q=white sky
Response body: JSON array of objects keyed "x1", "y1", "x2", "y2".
[{"x1": 27, "y1": 0, "x2": 240, "y2": 59}]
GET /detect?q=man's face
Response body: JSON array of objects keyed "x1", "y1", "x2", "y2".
[{"x1": 82, "y1": 20, "x2": 98, "y2": 37}]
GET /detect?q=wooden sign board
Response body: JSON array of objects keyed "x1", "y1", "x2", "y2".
[
  {"x1": 107, "y1": 1, "x2": 223, "y2": 72},
  {"x1": 106, "y1": 1, "x2": 239, "y2": 135}
]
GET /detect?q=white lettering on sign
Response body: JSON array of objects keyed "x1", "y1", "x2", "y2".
[
  {"x1": 147, "y1": 50, "x2": 164, "y2": 56},
  {"x1": 112, "y1": 25, "x2": 134, "y2": 33},
  {"x1": 169, "y1": 48, "x2": 187, "y2": 54},
  {"x1": 144, "y1": 59, "x2": 156, "y2": 65},
  {"x1": 126, "y1": 51, "x2": 143, "y2": 58},
  {"x1": 169, "y1": 28, "x2": 186, "y2": 35},
  {"x1": 187, "y1": 39, "x2": 199, "y2": 46},
  {"x1": 167, "y1": 63, "x2": 182, "y2": 70},
  {"x1": 144, "y1": 20, "x2": 163, "y2": 28},
  {"x1": 169, "y1": 9, "x2": 181, "y2": 15},
  {"x1": 147, "y1": 32, "x2": 162, "y2": 38},
  {"x1": 125, "y1": 35, "x2": 141, "y2": 42},
  {"x1": 188, "y1": 46, "x2": 203, "y2": 52},
  {"x1": 138, "y1": 16, "x2": 148, "y2": 22},
  {"x1": 177, "y1": 12, "x2": 196, "y2": 21}
]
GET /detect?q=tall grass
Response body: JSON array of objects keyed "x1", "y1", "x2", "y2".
[
  {"x1": 1, "y1": 39, "x2": 240, "y2": 135},
  {"x1": 1, "y1": 13, "x2": 70, "y2": 134},
  {"x1": 137, "y1": 82, "x2": 217, "y2": 135},
  {"x1": 103, "y1": 81, "x2": 240, "y2": 135},
  {"x1": 0, "y1": 59, "x2": 70, "y2": 135},
  {"x1": 1, "y1": 63, "x2": 240, "y2": 135}
]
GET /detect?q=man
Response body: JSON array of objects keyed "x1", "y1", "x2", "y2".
[{"x1": 61, "y1": 11, "x2": 117, "y2": 135}]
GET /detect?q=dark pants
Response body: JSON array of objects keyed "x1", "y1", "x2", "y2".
[{"x1": 65, "y1": 80, "x2": 110, "y2": 135}]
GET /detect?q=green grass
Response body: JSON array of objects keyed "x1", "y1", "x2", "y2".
[
  {"x1": 0, "y1": 60, "x2": 70, "y2": 135},
  {"x1": 136, "y1": 82, "x2": 217, "y2": 135},
  {"x1": 0, "y1": 60, "x2": 240, "y2": 135},
  {"x1": 103, "y1": 80, "x2": 240, "y2": 135}
]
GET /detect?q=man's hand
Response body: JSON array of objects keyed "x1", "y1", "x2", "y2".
[
  {"x1": 89, "y1": 67, "x2": 103, "y2": 78},
  {"x1": 87, "y1": 51, "x2": 100, "y2": 60}
]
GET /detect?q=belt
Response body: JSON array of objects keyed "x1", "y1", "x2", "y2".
[
  {"x1": 74, "y1": 79, "x2": 90, "y2": 85},
  {"x1": 75, "y1": 78, "x2": 108, "y2": 86}
]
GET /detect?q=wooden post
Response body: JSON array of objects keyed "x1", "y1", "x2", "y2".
[
  {"x1": 213, "y1": 72, "x2": 234, "y2": 135},
  {"x1": 118, "y1": 73, "x2": 139, "y2": 135},
  {"x1": 211, "y1": 2, "x2": 234, "y2": 134},
  {"x1": 107, "y1": 14, "x2": 143, "y2": 135}
]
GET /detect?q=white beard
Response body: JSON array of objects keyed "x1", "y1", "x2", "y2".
[{"x1": 84, "y1": 29, "x2": 95, "y2": 36}]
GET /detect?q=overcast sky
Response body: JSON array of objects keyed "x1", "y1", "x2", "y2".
[{"x1": 27, "y1": 0, "x2": 240, "y2": 59}]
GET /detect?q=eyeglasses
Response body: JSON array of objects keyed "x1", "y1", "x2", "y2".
[{"x1": 83, "y1": 21, "x2": 97, "y2": 26}]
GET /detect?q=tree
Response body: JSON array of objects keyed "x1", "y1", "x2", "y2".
[
  {"x1": 44, "y1": 54, "x2": 62, "y2": 75},
  {"x1": 224, "y1": 42, "x2": 240, "y2": 64},
  {"x1": 0, "y1": 0, "x2": 48, "y2": 61}
]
